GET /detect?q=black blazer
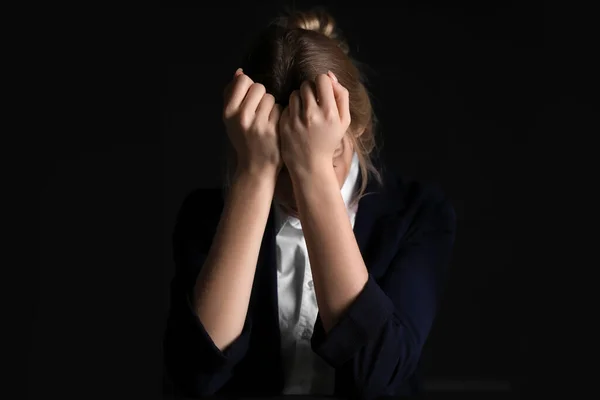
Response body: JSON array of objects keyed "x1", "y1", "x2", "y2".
[{"x1": 163, "y1": 167, "x2": 457, "y2": 400}]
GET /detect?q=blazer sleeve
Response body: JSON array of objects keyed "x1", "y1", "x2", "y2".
[
  {"x1": 163, "y1": 190, "x2": 252, "y2": 397},
  {"x1": 311, "y1": 190, "x2": 457, "y2": 400}
]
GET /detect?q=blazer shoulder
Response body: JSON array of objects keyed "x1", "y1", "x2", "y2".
[
  {"x1": 385, "y1": 174, "x2": 456, "y2": 233},
  {"x1": 390, "y1": 173, "x2": 452, "y2": 210}
]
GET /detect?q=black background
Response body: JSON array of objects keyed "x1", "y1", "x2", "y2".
[{"x1": 29, "y1": 0, "x2": 592, "y2": 398}]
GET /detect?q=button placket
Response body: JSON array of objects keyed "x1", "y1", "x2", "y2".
[{"x1": 301, "y1": 328, "x2": 312, "y2": 341}]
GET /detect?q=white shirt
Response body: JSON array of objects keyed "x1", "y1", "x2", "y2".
[{"x1": 275, "y1": 152, "x2": 360, "y2": 395}]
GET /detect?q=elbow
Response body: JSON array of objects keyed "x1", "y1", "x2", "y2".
[
  {"x1": 163, "y1": 341, "x2": 228, "y2": 399},
  {"x1": 351, "y1": 325, "x2": 422, "y2": 399}
]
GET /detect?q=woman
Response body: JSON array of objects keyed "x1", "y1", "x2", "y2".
[{"x1": 164, "y1": 9, "x2": 456, "y2": 400}]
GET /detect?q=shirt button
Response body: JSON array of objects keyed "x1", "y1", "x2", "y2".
[
  {"x1": 301, "y1": 329, "x2": 312, "y2": 341},
  {"x1": 307, "y1": 280, "x2": 314, "y2": 289}
]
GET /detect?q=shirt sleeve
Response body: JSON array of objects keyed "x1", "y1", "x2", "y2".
[
  {"x1": 311, "y1": 194, "x2": 457, "y2": 400},
  {"x1": 163, "y1": 191, "x2": 252, "y2": 397}
]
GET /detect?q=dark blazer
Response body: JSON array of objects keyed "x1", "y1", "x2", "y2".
[{"x1": 163, "y1": 167, "x2": 457, "y2": 400}]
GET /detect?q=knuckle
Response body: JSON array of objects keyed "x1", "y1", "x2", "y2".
[
  {"x1": 252, "y1": 82, "x2": 266, "y2": 94},
  {"x1": 237, "y1": 74, "x2": 252, "y2": 86},
  {"x1": 222, "y1": 108, "x2": 232, "y2": 120},
  {"x1": 238, "y1": 112, "x2": 253, "y2": 129},
  {"x1": 324, "y1": 108, "x2": 337, "y2": 120},
  {"x1": 306, "y1": 111, "x2": 319, "y2": 124},
  {"x1": 223, "y1": 106, "x2": 239, "y2": 122},
  {"x1": 232, "y1": 79, "x2": 250, "y2": 96},
  {"x1": 263, "y1": 93, "x2": 275, "y2": 106}
]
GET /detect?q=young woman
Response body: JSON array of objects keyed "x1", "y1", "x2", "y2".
[{"x1": 164, "y1": 9, "x2": 456, "y2": 400}]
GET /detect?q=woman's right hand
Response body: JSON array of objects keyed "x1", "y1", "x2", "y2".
[{"x1": 223, "y1": 68, "x2": 282, "y2": 179}]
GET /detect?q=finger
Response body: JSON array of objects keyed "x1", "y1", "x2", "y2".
[
  {"x1": 289, "y1": 90, "x2": 301, "y2": 118},
  {"x1": 327, "y1": 71, "x2": 350, "y2": 123},
  {"x1": 299, "y1": 80, "x2": 318, "y2": 114},
  {"x1": 224, "y1": 72, "x2": 254, "y2": 112},
  {"x1": 240, "y1": 83, "x2": 267, "y2": 113},
  {"x1": 279, "y1": 105, "x2": 289, "y2": 128},
  {"x1": 223, "y1": 68, "x2": 245, "y2": 101},
  {"x1": 269, "y1": 103, "x2": 282, "y2": 124},
  {"x1": 256, "y1": 93, "x2": 275, "y2": 119},
  {"x1": 315, "y1": 73, "x2": 337, "y2": 115}
]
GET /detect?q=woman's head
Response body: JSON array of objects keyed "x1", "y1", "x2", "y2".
[{"x1": 228, "y1": 8, "x2": 382, "y2": 213}]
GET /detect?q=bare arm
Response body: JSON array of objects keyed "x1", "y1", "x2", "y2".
[
  {"x1": 280, "y1": 72, "x2": 369, "y2": 332},
  {"x1": 194, "y1": 68, "x2": 282, "y2": 351},
  {"x1": 193, "y1": 170, "x2": 275, "y2": 350},
  {"x1": 292, "y1": 168, "x2": 369, "y2": 332}
]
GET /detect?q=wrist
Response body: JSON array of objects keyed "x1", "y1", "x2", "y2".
[
  {"x1": 289, "y1": 161, "x2": 338, "y2": 191},
  {"x1": 290, "y1": 166, "x2": 343, "y2": 219},
  {"x1": 234, "y1": 166, "x2": 278, "y2": 189},
  {"x1": 235, "y1": 161, "x2": 278, "y2": 180}
]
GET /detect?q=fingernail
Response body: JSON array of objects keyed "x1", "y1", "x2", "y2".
[
  {"x1": 235, "y1": 67, "x2": 243, "y2": 76},
  {"x1": 328, "y1": 71, "x2": 338, "y2": 82}
]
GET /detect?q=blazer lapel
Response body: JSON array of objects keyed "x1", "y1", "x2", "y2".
[{"x1": 353, "y1": 166, "x2": 403, "y2": 267}]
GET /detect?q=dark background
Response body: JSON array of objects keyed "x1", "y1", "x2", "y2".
[{"x1": 29, "y1": 1, "x2": 591, "y2": 398}]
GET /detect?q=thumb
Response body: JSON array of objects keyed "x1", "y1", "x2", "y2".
[{"x1": 327, "y1": 70, "x2": 338, "y2": 83}]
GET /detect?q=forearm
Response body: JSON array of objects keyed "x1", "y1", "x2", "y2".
[
  {"x1": 291, "y1": 168, "x2": 369, "y2": 331},
  {"x1": 194, "y1": 170, "x2": 276, "y2": 350}
]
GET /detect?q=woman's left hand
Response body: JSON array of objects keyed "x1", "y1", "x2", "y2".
[{"x1": 279, "y1": 71, "x2": 351, "y2": 179}]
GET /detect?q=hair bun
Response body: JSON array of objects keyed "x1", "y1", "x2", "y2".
[
  {"x1": 277, "y1": 8, "x2": 349, "y2": 53},
  {"x1": 289, "y1": 9, "x2": 336, "y2": 38}
]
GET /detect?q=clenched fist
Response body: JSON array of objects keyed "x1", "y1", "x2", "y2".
[
  {"x1": 223, "y1": 68, "x2": 283, "y2": 178},
  {"x1": 278, "y1": 71, "x2": 351, "y2": 179}
]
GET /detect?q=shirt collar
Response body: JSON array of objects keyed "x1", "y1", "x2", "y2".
[{"x1": 275, "y1": 152, "x2": 360, "y2": 233}]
